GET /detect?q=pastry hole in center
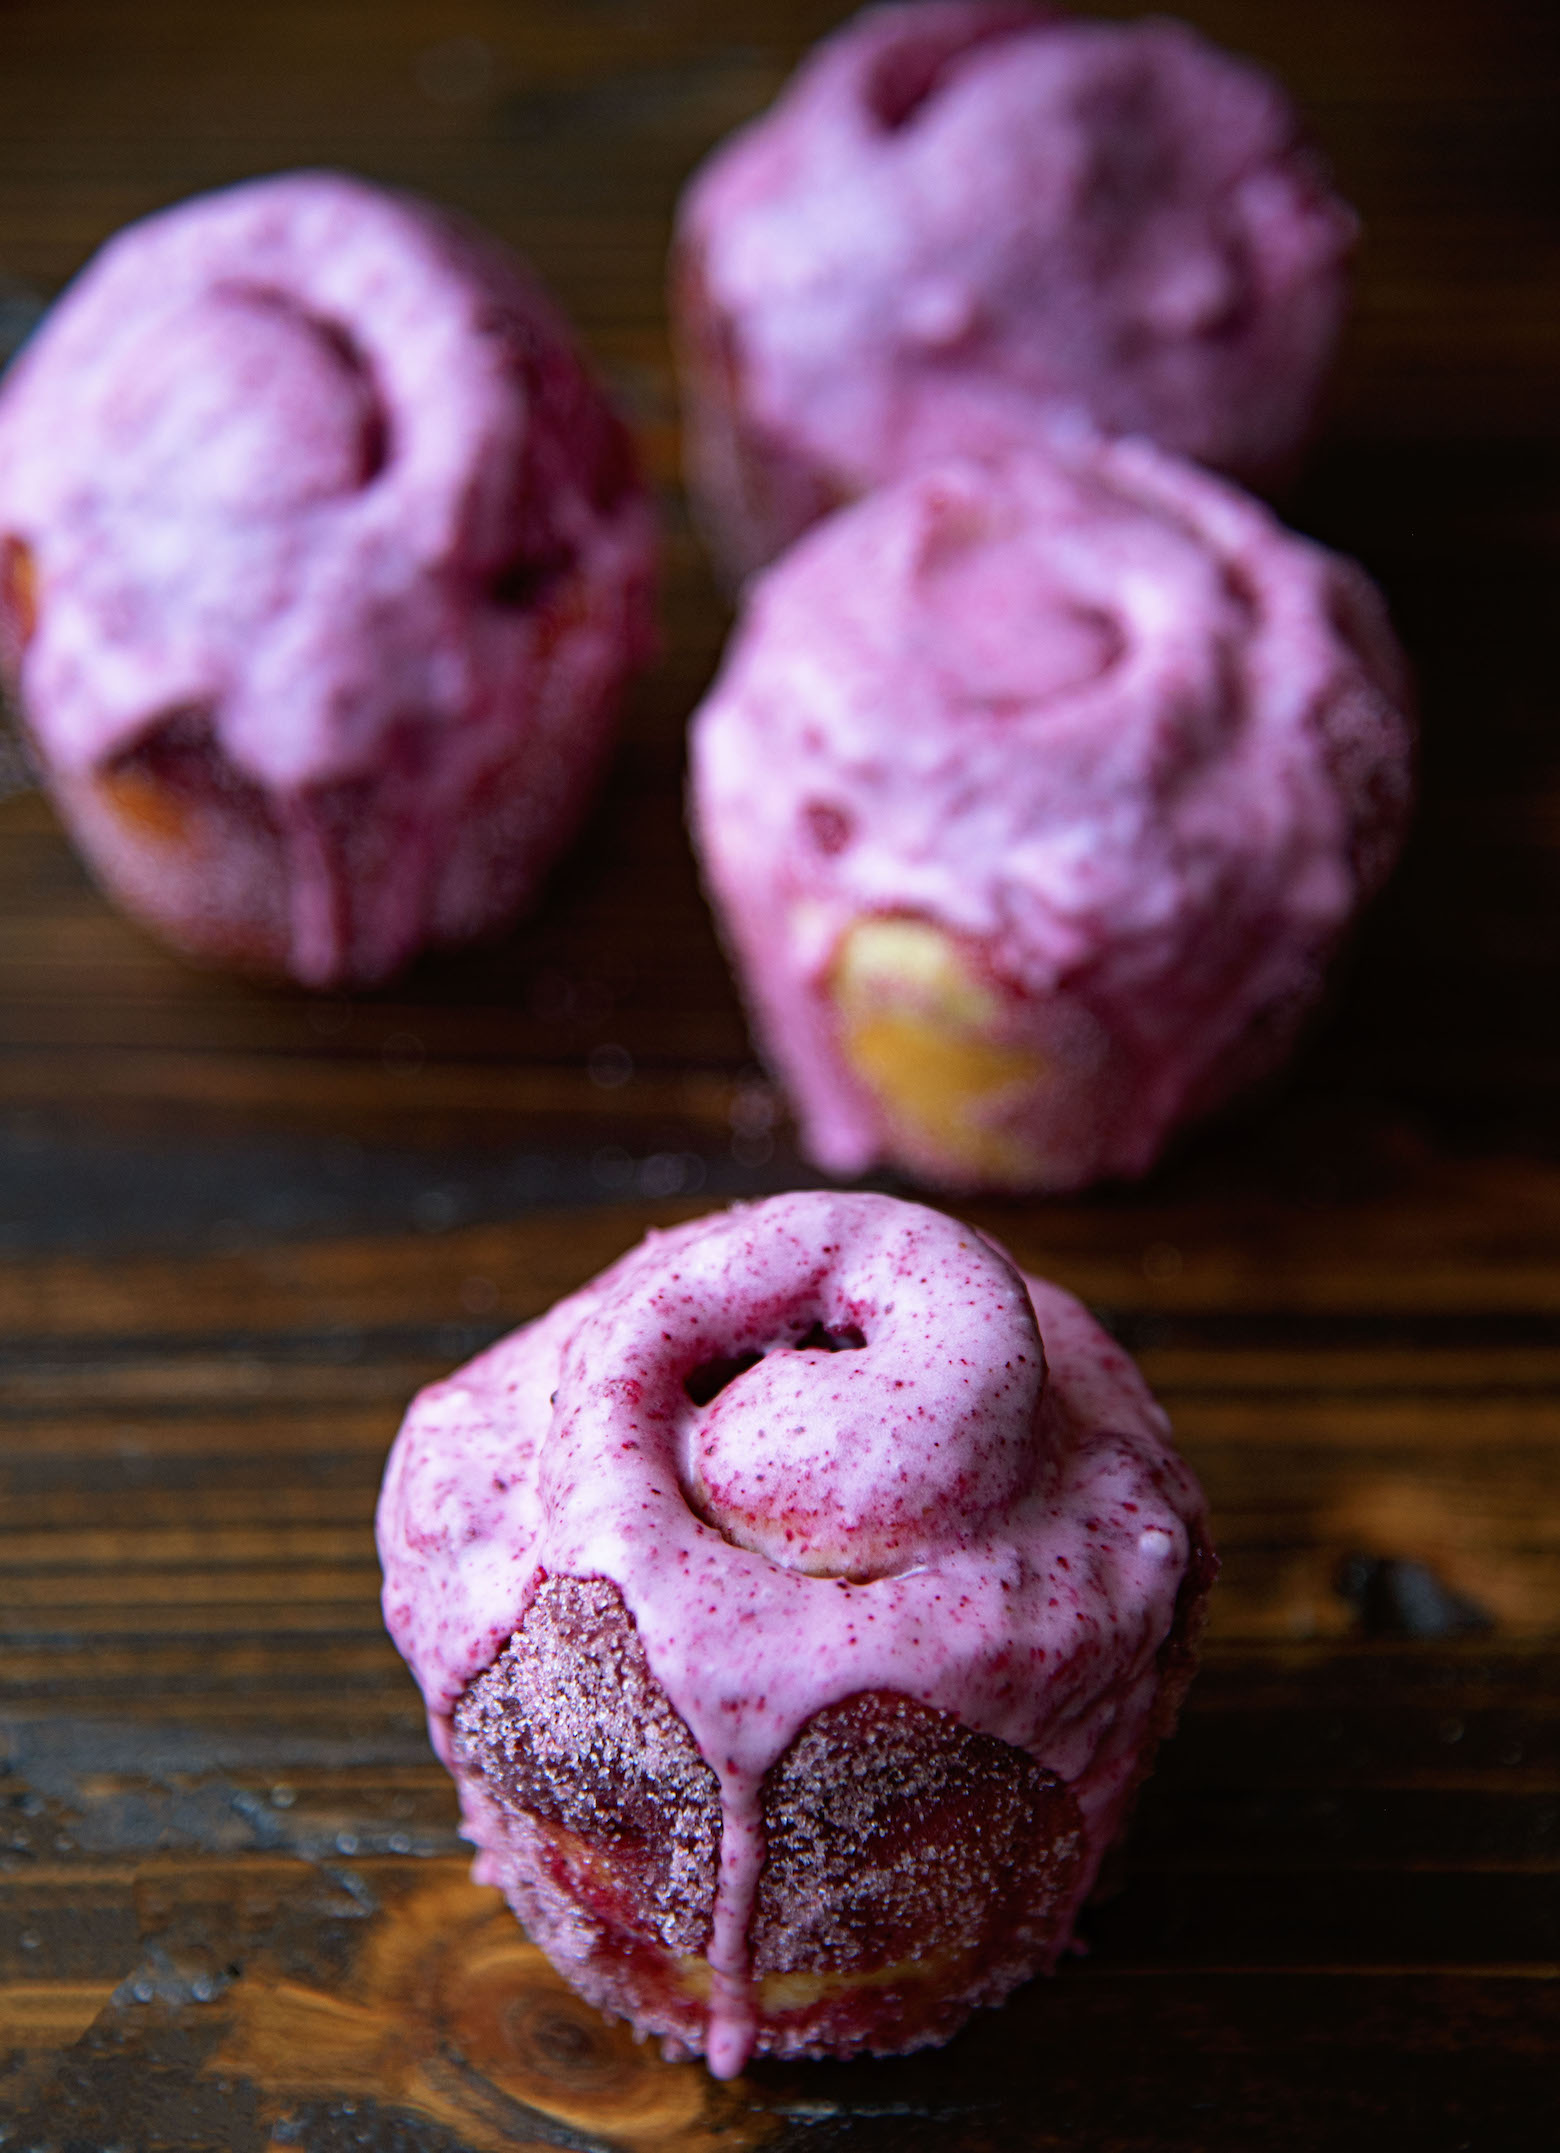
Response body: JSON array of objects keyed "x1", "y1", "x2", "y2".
[
  {"x1": 685, "y1": 1320, "x2": 867, "y2": 1406},
  {"x1": 684, "y1": 1350, "x2": 763, "y2": 1407},
  {"x1": 793, "y1": 1320, "x2": 867, "y2": 1354}
]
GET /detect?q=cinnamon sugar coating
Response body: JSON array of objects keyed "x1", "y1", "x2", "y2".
[
  {"x1": 455, "y1": 1575, "x2": 721, "y2": 1959},
  {"x1": 752, "y1": 1689, "x2": 1082, "y2": 1985},
  {"x1": 453, "y1": 1573, "x2": 1091, "y2": 2061}
]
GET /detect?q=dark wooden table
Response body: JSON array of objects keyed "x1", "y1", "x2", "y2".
[{"x1": 3, "y1": 4, "x2": 1559, "y2": 2146}]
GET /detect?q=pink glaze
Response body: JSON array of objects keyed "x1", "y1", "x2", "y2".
[
  {"x1": 675, "y1": 2, "x2": 1356, "y2": 576},
  {"x1": 0, "y1": 171, "x2": 656, "y2": 986},
  {"x1": 378, "y1": 1191, "x2": 1209, "y2": 2074},
  {"x1": 688, "y1": 437, "x2": 1414, "y2": 1192}
]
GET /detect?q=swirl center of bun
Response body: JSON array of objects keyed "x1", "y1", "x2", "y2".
[
  {"x1": 108, "y1": 290, "x2": 385, "y2": 512},
  {"x1": 545, "y1": 1191, "x2": 1045, "y2": 1581}
]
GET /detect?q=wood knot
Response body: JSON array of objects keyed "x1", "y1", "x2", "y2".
[
  {"x1": 439, "y1": 1944, "x2": 650, "y2": 2110},
  {"x1": 503, "y1": 1990, "x2": 626, "y2": 2091}
]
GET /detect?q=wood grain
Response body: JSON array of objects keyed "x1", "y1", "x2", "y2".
[{"x1": 2, "y1": 1, "x2": 1560, "y2": 2147}]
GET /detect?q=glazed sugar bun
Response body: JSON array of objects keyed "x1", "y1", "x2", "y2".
[
  {"x1": 378, "y1": 1191, "x2": 1214, "y2": 2072},
  {"x1": 0, "y1": 172, "x2": 655, "y2": 988},
  {"x1": 689, "y1": 438, "x2": 1413, "y2": 1195},
  {"x1": 673, "y1": 1, "x2": 1357, "y2": 580}
]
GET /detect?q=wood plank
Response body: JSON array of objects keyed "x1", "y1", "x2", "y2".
[{"x1": 7, "y1": 1156, "x2": 1560, "y2": 1339}]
